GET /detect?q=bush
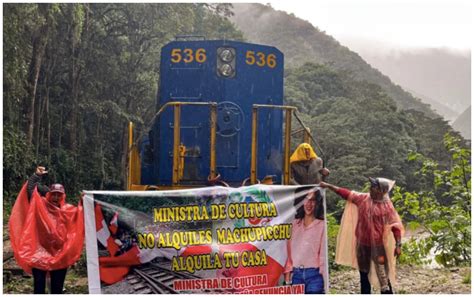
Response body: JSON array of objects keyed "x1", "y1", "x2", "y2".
[{"x1": 392, "y1": 134, "x2": 471, "y2": 267}]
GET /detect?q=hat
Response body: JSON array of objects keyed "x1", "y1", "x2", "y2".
[
  {"x1": 368, "y1": 177, "x2": 395, "y2": 193},
  {"x1": 50, "y1": 183, "x2": 65, "y2": 194},
  {"x1": 369, "y1": 177, "x2": 378, "y2": 187},
  {"x1": 290, "y1": 143, "x2": 317, "y2": 163}
]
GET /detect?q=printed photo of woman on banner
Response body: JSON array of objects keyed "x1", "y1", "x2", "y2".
[
  {"x1": 285, "y1": 186, "x2": 328, "y2": 293},
  {"x1": 82, "y1": 185, "x2": 330, "y2": 294}
]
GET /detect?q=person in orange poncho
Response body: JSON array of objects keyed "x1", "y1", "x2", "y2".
[
  {"x1": 320, "y1": 178, "x2": 404, "y2": 294},
  {"x1": 290, "y1": 143, "x2": 330, "y2": 185},
  {"x1": 9, "y1": 166, "x2": 84, "y2": 294}
]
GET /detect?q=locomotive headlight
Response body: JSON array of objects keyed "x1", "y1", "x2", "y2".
[
  {"x1": 216, "y1": 47, "x2": 235, "y2": 78},
  {"x1": 219, "y1": 49, "x2": 234, "y2": 62},
  {"x1": 219, "y1": 64, "x2": 234, "y2": 77}
]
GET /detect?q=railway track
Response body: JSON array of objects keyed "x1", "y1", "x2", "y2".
[{"x1": 127, "y1": 262, "x2": 201, "y2": 294}]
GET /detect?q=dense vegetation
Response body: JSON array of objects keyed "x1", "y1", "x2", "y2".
[
  {"x1": 3, "y1": 3, "x2": 242, "y2": 203},
  {"x1": 393, "y1": 134, "x2": 471, "y2": 267},
  {"x1": 284, "y1": 63, "x2": 465, "y2": 204},
  {"x1": 3, "y1": 3, "x2": 470, "y2": 269},
  {"x1": 283, "y1": 62, "x2": 470, "y2": 268}
]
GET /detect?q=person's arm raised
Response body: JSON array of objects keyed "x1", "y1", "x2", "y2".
[
  {"x1": 319, "y1": 182, "x2": 351, "y2": 200},
  {"x1": 27, "y1": 166, "x2": 50, "y2": 200}
]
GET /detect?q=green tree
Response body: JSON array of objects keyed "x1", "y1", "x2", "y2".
[
  {"x1": 3, "y1": 3, "x2": 244, "y2": 201},
  {"x1": 392, "y1": 134, "x2": 471, "y2": 267}
]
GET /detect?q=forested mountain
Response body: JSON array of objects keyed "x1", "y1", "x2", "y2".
[
  {"x1": 229, "y1": 3, "x2": 467, "y2": 195},
  {"x1": 284, "y1": 63, "x2": 463, "y2": 194},
  {"x1": 405, "y1": 88, "x2": 460, "y2": 122},
  {"x1": 230, "y1": 3, "x2": 438, "y2": 117}
]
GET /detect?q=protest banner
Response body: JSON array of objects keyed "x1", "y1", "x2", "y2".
[{"x1": 83, "y1": 185, "x2": 329, "y2": 294}]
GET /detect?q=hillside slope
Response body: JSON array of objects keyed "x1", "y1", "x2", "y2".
[
  {"x1": 231, "y1": 3, "x2": 438, "y2": 117},
  {"x1": 452, "y1": 106, "x2": 471, "y2": 139},
  {"x1": 406, "y1": 88, "x2": 460, "y2": 122}
]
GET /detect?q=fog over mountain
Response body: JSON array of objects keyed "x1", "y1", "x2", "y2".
[
  {"x1": 334, "y1": 34, "x2": 471, "y2": 135},
  {"x1": 405, "y1": 88, "x2": 461, "y2": 123},
  {"x1": 353, "y1": 46, "x2": 471, "y2": 117},
  {"x1": 230, "y1": 3, "x2": 470, "y2": 137},
  {"x1": 230, "y1": 3, "x2": 436, "y2": 117}
]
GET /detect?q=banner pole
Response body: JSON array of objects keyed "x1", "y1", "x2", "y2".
[
  {"x1": 322, "y1": 187, "x2": 330, "y2": 293},
  {"x1": 83, "y1": 193, "x2": 101, "y2": 294}
]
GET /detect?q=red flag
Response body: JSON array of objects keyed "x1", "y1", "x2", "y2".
[
  {"x1": 109, "y1": 212, "x2": 119, "y2": 235},
  {"x1": 219, "y1": 243, "x2": 284, "y2": 290},
  {"x1": 99, "y1": 266, "x2": 131, "y2": 285},
  {"x1": 95, "y1": 204, "x2": 120, "y2": 257},
  {"x1": 97, "y1": 243, "x2": 142, "y2": 284},
  {"x1": 99, "y1": 245, "x2": 142, "y2": 267},
  {"x1": 181, "y1": 243, "x2": 284, "y2": 291}
]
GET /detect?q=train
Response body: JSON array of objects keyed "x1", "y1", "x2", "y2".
[{"x1": 127, "y1": 37, "x2": 314, "y2": 190}]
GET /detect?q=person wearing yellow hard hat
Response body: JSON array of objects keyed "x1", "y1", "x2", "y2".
[{"x1": 289, "y1": 143, "x2": 330, "y2": 185}]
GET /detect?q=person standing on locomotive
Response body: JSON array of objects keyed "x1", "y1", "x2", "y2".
[
  {"x1": 319, "y1": 178, "x2": 404, "y2": 294},
  {"x1": 290, "y1": 143, "x2": 330, "y2": 185},
  {"x1": 9, "y1": 166, "x2": 84, "y2": 294}
]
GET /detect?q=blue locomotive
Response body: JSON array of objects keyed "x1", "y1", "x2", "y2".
[{"x1": 127, "y1": 38, "x2": 312, "y2": 189}]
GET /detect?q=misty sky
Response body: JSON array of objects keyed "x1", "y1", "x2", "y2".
[{"x1": 271, "y1": 0, "x2": 472, "y2": 55}]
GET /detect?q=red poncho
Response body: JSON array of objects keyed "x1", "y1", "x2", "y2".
[
  {"x1": 9, "y1": 183, "x2": 84, "y2": 273},
  {"x1": 335, "y1": 184, "x2": 404, "y2": 289}
]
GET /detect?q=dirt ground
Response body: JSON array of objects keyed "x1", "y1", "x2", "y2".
[
  {"x1": 3, "y1": 238, "x2": 89, "y2": 294},
  {"x1": 3, "y1": 255, "x2": 471, "y2": 294},
  {"x1": 330, "y1": 265, "x2": 471, "y2": 294},
  {"x1": 3, "y1": 257, "x2": 89, "y2": 294},
  {"x1": 3, "y1": 232, "x2": 471, "y2": 294}
]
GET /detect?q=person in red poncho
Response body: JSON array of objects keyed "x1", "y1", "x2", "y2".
[
  {"x1": 9, "y1": 166, "x2": 84, "y2": 294},
  {"x1": 320, "y1": 178, "x2": 404, "y2": 294}
]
